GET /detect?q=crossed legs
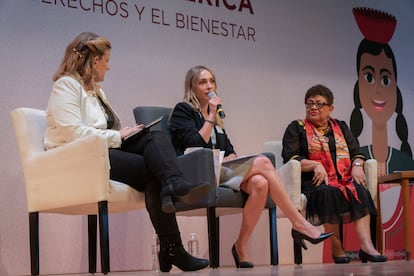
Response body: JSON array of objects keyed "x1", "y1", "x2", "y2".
[
  {"x1": 234, "y1": 156, "x2": 324, "y2": 262},
  {"x1": 234, "y1": 173, "x2": 268, "y2": 262}
]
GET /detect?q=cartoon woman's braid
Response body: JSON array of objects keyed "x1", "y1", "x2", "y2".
[
  {"x1": 350, "y1": 81, "x2": 363, "y2": 139},
  {"x1": 395, "y1": 87, "x2": 413, "y2": 158}
]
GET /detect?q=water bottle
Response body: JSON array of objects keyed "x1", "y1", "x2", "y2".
[
  {"x1": 187, "y1": 232, "x2": 199, "y2": 257},
  {"x1": 151, "y1": 234, "x2": 160, "y2": 272}
]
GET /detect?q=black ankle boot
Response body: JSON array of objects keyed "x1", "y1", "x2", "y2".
[
  {"x1": 158, "y1": 242, "x2": 209, "y2": 272},
  {"x1": 161, "y1": 177, "x2": 211, "y2": 213}
]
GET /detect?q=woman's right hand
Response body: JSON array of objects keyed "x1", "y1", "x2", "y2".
[
  {"x1": 312, "y1": 162, "x2": 329, "y2": 187},
  {"x1": 208, "y1": 93, "x2": 222, "y2": 116}
]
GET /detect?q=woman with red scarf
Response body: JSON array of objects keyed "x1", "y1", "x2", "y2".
[{"x1": 282, "y1": 84, "x2": 386, "y2": 264}]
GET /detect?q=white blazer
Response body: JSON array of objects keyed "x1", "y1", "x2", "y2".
[{"x1": 44, "y1": 76, "x2": 122, "y2": 149}]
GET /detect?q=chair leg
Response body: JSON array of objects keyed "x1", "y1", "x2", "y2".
[
  {"x1": 207, "y1": 207, "x2": 220, "y2": 268},
  {"x1": 29, "y1": 212, "x2": 39, "y2": 276},
  {"x1": 268, "y1": 207, "x2": 279, "y2": 265},
  {"x1": 98, "y1": 201, "x2": 110, "y2": 274},
  {"x1": 88, "y1": 215, "x2": 97, "y2": 274}
]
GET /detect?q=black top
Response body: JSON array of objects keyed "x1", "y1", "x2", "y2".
[
  {"x1": 97, "y1": 95, "x2": 115, "y2": 129},
  {"x1": 169, "y1": 102, "x2": 236, "y2": 156},
  {"x1": 282, "y1": 119, "x2": 366, "y2": 184},
  {"x1": 282, "y1": 119, "x2": 376, "y2": 225}
]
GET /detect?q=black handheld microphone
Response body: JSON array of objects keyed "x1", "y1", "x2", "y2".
[{"x1": 208, "y1": 91, "x2": 226, "y2": 118}]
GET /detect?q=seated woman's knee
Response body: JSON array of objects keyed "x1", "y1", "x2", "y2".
[
  {"x1": 149, "y1": 130, "x2": 169, "y2": 142},
  {"x1": 253, "y1": 155, "x2": 273, "y2": 170},
  {"x1": 250, "y1": 174, "x2": 269, "y2": 195}
]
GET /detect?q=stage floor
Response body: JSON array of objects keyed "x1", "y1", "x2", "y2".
[{"x1": 38, "y1": 260, "x2": 414, "y2": 276}]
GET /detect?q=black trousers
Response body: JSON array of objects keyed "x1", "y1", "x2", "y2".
[{"x1": 108, "y1": 131, "x2": 182, "y2": 244}]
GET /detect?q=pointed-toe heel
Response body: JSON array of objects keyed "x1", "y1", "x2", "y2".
[
  {"x1": 291, "y1": 229, "x2": 333, "y2": 250},
  {"x1": 359, "y1": 249, "x2": 387, "y2": 263},
  {"x1": 231, "y1": 244, "x2": 254, "y2": 268}
]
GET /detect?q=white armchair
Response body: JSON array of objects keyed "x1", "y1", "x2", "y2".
[
  {"x1": 264, "y1": 140, "x2": 378, "y2": 264},
  {"x1": 11, "y1": 108, "x2": 146, "y2": 275},
  {"x1": 11, "y1": 107, "x2": 216, "y2": 275}
]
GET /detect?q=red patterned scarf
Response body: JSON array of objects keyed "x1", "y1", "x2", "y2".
[{"x1": 303, "y1": 118, "x2": 361, "y2": 203}]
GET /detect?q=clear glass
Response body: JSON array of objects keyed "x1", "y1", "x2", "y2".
[
  {"x1": 151, "y1": 234, "x2": 160, "y2": 272},
  {"x1": 187, "y1": 232, "x2": 199, "y2": 257}
]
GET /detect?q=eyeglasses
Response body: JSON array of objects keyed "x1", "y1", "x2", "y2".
[{"x1": 305, "y1": 101, "x2": 329, "y2": 109}]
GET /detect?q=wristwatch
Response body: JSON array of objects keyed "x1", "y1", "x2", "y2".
[{"x1": 352, "y1": 161, "x2": 362, "y2": 167}]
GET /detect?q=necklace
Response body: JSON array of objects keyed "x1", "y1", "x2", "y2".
[{"x1": 317, "y1": 126, "x2": 330, "y2": 136}]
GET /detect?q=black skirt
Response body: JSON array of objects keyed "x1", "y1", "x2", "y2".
[{"x1": 303, "y1": 180, "x2": 377, "y2": 226}]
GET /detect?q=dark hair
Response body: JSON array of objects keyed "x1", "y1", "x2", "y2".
[
  {"x1": 350, "y1": 39, "x2": 412, "y2": 157},
  {"x1": 305, "y1": 84, "x2": 334, "y2": 105}
]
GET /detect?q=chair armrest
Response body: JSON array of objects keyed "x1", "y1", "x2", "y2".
[
  {"x1": 23, "y1": 135, "x2": 111, "y2": 212},
  {"x1": 364, "y1": 159, "x2": 378, "y2": 207},
  {"x1": 261, "y1": 152, "x2": 276, "y2": 167},
  {"x1": 177, "y1": 148, "x2": 216, "y2": 201},
  {"x1": 277, "y1": 159, "x2": 302, "y2": 210}
]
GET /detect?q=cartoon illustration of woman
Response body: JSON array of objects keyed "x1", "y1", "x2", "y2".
[{"x1": 350, "y1": 7, "x2": 414, "y2": 259}]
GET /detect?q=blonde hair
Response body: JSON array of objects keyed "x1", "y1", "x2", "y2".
[
  {"x1": 53, "y1": 32, "x2": 111, "y2": 91},
  {"x1": 183, "y1": 65, "x2": 224, "y2": 128}
]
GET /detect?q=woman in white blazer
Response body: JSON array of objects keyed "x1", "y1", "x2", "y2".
[{"x1": 44, "y1": 32, "x2": 209, "y2": 272}]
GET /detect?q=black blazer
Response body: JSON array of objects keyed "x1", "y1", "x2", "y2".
[{"x1": 169, "y1": 102, "x2": 236, "y2": 156}]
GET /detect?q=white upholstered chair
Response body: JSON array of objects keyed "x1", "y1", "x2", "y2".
[
  {"x1": 264, "y1": 140, "x2": 378, "y2": 264},
  {"x1": 10, "y1": 107, "x2": 147, "y2": 275},
  {"x1": 11, "y1": 107, "x2": 216, "y2": 275}
]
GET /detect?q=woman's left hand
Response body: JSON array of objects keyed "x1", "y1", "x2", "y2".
[
  {"x1": 352, "y1": 166, "x2": 366, "y2": 186},
  {"x1": 223, "y1": 153, "x2": 237, "y2": 162},
  {"x1": 120, "y1": 124, "x2": 144, "y2": 139}
]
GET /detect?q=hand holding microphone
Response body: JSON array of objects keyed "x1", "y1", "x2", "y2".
[{"x1": 208, "y1": 91, "x2": 226, "y2": 118}]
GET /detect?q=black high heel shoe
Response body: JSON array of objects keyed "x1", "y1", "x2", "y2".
[
  {"x1": 291, "y1": 229, "x2": 334, "y2": 250},
  {"x1": 161, "y1": 177, "x2": 211, "y2": 213},
  {"x1": 158, "y1": 242, "x2": 209, "y2": 272},
  {"x1": 231, "y1": 244, "x2": 254, "y2": 268},
  {"x1": 332, "y1": 255, "x2": 350, "y2": 264},
  {"x1": 359, "y1": 249, "x2": 387, "y2": 263}
]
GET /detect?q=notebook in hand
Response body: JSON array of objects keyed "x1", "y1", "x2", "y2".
[{"x1": 122, "y1": 116, "x2": 163, "y2": 146}]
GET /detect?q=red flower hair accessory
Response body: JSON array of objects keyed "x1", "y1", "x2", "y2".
[{"x1": 353, "y1": 7, "x2": 397, "y2": 44}]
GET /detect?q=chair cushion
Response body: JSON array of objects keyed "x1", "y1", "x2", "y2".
[{"x1": 44, "y1": 180, "x2": 146, "y2": 215}]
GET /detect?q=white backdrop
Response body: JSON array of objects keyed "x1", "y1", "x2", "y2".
[{"x1": 1, "y1": 1, "x2": 413, "y2": 275}]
